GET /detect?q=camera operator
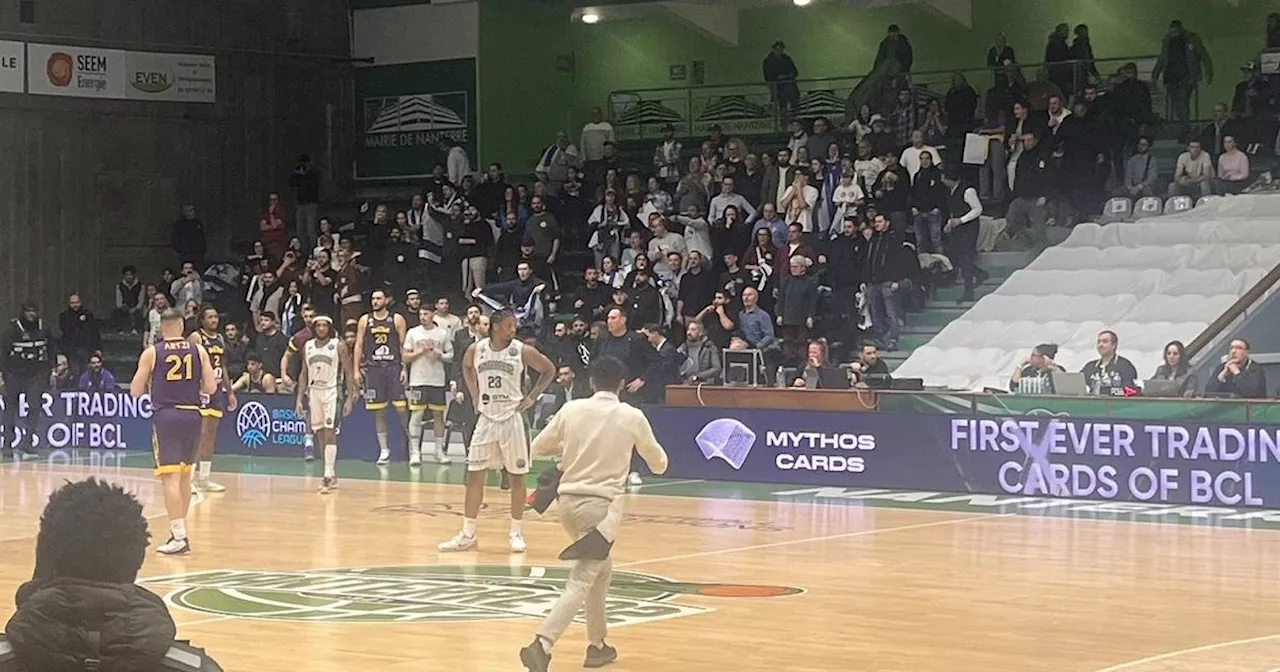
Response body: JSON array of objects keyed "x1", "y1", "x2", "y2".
[{"x1": 0, "y1": 303, "x2": 54, "y2": 459}]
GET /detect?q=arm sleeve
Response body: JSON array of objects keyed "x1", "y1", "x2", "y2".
[
  {"x1": 631, "y1": 409, "x2": 669, "y2": 475},
  {"x1": 959, "y1": 188, "x2": 983, "y2": 223},
  {"x1": 530, "y1": 406, "x2": 566, "y2": 457}
]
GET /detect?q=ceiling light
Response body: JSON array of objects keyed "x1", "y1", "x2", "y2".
[
  {"x1": 793, "y1": 0, "x2": 813, "y2": 6},
  {"x1": 581, "y1": 11, "x2": 601, "y2": 24}
]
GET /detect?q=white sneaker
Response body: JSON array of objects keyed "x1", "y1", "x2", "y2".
[
  {"x1": 196, "y1": 479, "x2": 226, "y2": 493},
  {"x1": 435, "y1": 447, "x2": 452, "y2": 465},
  {"x1": 438, "y1": 532, "x2": 478, "y2": 552},
  {"x1": 627, "y1": 472, "x2": 643, "y2": 486},
  {"x1": 508, "y1": 531, "x2": 527, "y2": 554},
  {"x1": 375, "y1": 449, "x2": 391, "y2": 466},
  {"x1": 408, "y1": 450, "x2": 422, "y2": 467},
  {"x1": 156, "y1": 536, "x2": 191, "y2": 555}
]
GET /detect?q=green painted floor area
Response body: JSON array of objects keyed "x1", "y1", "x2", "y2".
[{"x1": 116, "y1": 453, "x2": 1280, "y2": 531}]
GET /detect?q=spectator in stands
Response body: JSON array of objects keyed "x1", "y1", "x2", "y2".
[
  {"x1": 874, "y1": 24, "x2": 913, "y2": 74},
  {"x1": 171, "y1": 204, "x2": 206, "y2": 265},
  {"x1": 888, "y1": 89, "x2": 921, "y2": 149},
  {"x1": 579, "y1": 107, "x2": 615, "y2": 163},
  {"x1": 945, "y1": 73, "x2": 979, "y2": 138},
  {"x1": 653, "y1": 125, "x2": 683, "y2": 189},
  {"x1": 678, "y1": 320, "x2": 721, "y2": 385},
  {"x1": 157, "y1": 268, "x2": 177, "y2": 306},
  {"x1": 58, "y1": 293, "x2": 100, "y2": 375},
  {"x1": 593, "y1": 308, "x2": 651, "y2": 391},
  {"x1": 676, "y1": 250, "x2": 717, "y2": 326},
  {"x1": 171, "y1": 261, "x2": 203, "y2": 308},
  {"x1": 1068, "y1": 24, "x2": 1099, "y2": 95},
  {"x1": 290, "y1": 155, "x2": 321, "y2": 244},
  {"x1": 535, "y1": 132, "x2": 580, "y2": 198},
  {"x1": 866, "y1": 115, "x2": 896, "y2": 157},
  {"x1": 1117, "y1": 136, "x2": 1161, "y2": 198},
  {"x1": 1008, "y1": 343, "x2": 1064, "y2": 394},
  {"x1": 805, "y1": 118, "x2": 838, "y2": 170},
  {"x1": 863, "y1": 213, "x2": 909, "y2": 351},
  {"x1": 526, "y1": 195, "x2": 562, "y2": 271},
  {"x1": 1007, "y1": 132, "x2": 1056, "y2": 247},
  {"x1": 696, "y1": 289, "x2": 736, "y2": 349},
  {"x1": 739, "y1": 153, "x2": 765, "y2": 208},
  {"x1": 584, "y1": 143, "x2": 621, "y2": 201},
  {"x1": 781, "y1": 223, "x2": 817, "y2": 272},
  {"x1": 473, "y1": 164, "x2": 507, "y2": 219},
  {"x1": 1149, "y1": 340, "x2": 1197, "y2": 397},
  {"x1": 648, "y1": 217, "x2": 688, "y2": 277},
  {"x1": 1233, "y1": 61, "x2": 1275, "y2": 130},
  {"x1": 1168, "y1": 139, "x2": 1215, "y2": 198},
  {"x1": 763, "y1": 41, "x2": 800, "y2": 117},
  {"x1": 781, "y1": 169, "x2": 820, "y2": 237},
  {"x1": 143, "y1": 291, "x2": 169, "y2": 346},
  {"x1": 249, "y1": 269, "x2": 284, "y2": 326},
  {"x1": 260, "y1": 192, "x2": 287, "y2": 260},
  {"x1": 786, "y1": 119, "x2": 807, "y2": 158},
  {"x1": 710, "y1": 176, "x2": 757, "y2": 225},
  {"x1": 643, "y1": 176, "x2": 674, "y2": 217},
  {"x1": 910, "y1": 151, "x2": 946, "y2": 254},
  {"x1": 77, "y1": 353, "x2": 116, "y2": 392},
  {"x1": 1200, "y1": 103, "x2": 1240, "y2": 156},
  {"x1": 899, "y1": 130, "x2": 937, "y2": 180},
  {"x1": 1214, "y1": 136, "x2": 1251, "y2": 195},
  {"x1": 987, "y1": 32, "x2": 1016, "y2": 79},
  {"x1": 571, "y1": 267, "x2": 611, "y2": 324},
  {"x1": 737, "y1": 286, "x2": 776, "y2": 352},
  {"x1": 1206, "y1": 338, "x2": 1267, "y2": 399},
  {"x1": 850, "y1": 342, "x2": 890, "y2": 385},
  {"x1": 113, "y1": 265, "x2": 145, "y2": 334},
  {"x1": 1155, "y1": 19, "x2": 1214, "y2": 131},
  {"x1": 252, "y1": 312, "x2": 288, "y2": 378},
  {"x1": 763, "y1": 148, "x2": 797, "y2": 210},
  {"x1": 223, "y1": 323, "x2": 247, "y2": 380},
  {"x1": 233, "y1": 352, "x2": 278, "y2": 393},
  {"x1": 942, "y1": 169, "x2": 987, "y2": 304},
  {"x1": 673, "y1": 205, "x2": 713, "y2": 263},
  {"x1": 1044, "y1": 23, "x2": 1072, "y2": 94},
  {"x1": 1081, "y1": 330, "x2": 1139, "y2": 395},
  {"x1": 749, "y1": 201, "x2": 787, "y2": 249},
  {"x1": 634, "y1": 324, "x2": 680, "y2": 403},
  {"x1": 1025, "y1": 68, "x2": 1062, "y2": 113},
  {"x1": 871, "y1": 154, "x2": 911, "y2": 235},
  {"x1": 588, "y1": 189, "x2": 630, "y2": 268},
  {"x1": 776, "y1": 256, "x2": 818, "y2": 365},
  {"x1": 677, "y1": 156, "x2": 713, "y2": 215}
]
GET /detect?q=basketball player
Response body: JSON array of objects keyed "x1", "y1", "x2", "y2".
[
  {"x1": 129, "y1": 308, "x2": 216, "y2": 555},
  {"x1": 190, "y1": 306, "x2": 237, "y2": 493},
  {"x1": 353, "y1": 289, "x2": 410, "y2": 464},
  {"x1": 403, "y1": 303, "x2": 454, "y2": 466},
  {"x1": 279, "y1": 303, "x2": 317, "y2": 459},
  {"x1": 518, "y1": 356, "x2": 668, "y2": 672},
  {"x1": 439, "y1": 310, "x2": 555, "y2": 553},
  {"x1": 296, "y1": 316, "x2": 357, "y2": 494}
]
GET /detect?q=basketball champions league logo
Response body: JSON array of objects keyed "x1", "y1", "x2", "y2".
[{"x1": 236, "y1": 401, "x2": 271, "y2": 449}]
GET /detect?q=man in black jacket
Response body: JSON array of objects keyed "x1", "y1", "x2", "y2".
[
  {"x1": 822, "y1": 217, "x2": 865, "y2": 351},
  {"x1": 862, "y1": 214, "x2": 912, "y2": 351},
  {"x1": 637, "y1": 324, "x2": 683, "y2": 404},
  {"x1": 776, "y1": 255, "x2": 819, "y2": 366},
  {"x1": 58, "y1": 294, "x2": 101, "y2": 377},
  {"x1": 0, "y1": 303, "x2": 54, "y2": 459},
  {"x1": 0, "y1": 479, "x2": 221, "y2": 671},
  {"x1": 592, "y1": 308, "x2": 651, "y2": 398},
  {"x1": 1206, "y1": 338, "x2": 1268, "y2": 399},
  {"x1": 570, "y1": 267, "x2": 611, "y2": 323},
  {"x1": 1007, "y1": 132, "x2": 1057, "y2": 247}
]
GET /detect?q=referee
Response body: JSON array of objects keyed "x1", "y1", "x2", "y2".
[{"x1": 519, "y1": 356, "x2": 668, "y2": 672}]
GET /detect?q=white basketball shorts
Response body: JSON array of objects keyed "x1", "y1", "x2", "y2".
[
  {"x1": 468, "y1": 413, "x2": 530, "y2": 474},
  {"x1": 308, "y1": 387, "x2": 339, "y2": 431}
]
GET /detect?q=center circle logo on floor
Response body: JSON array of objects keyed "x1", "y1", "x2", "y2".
[
  {"x1": 142, "y1": 565, "x2": 803, "y2": 625},
  {"x1": 235, "y1": 401, "x2": 271, "y2": 448}
]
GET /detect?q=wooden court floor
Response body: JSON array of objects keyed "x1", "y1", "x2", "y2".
[{"x1": 2, "y1": 459, "x2": 1280, "y2": 671}]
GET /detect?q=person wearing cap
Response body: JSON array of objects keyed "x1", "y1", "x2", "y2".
[
  {"x1": 762, "y1": 40, "x2": 800, "y2": 117},
  {"x1": 397, "y1": 289, "x2": 423, "y2": 324},
  {"x1": 652, "y1": 124, "x2": 683, "y2": 188},
  {"x1": 1, "y1": 302, "x2": 54, "y2": 459}
]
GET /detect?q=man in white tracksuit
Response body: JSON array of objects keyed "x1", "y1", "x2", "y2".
[{"x1": 518, "y1": 356, "x2": 669, "y2": 672}]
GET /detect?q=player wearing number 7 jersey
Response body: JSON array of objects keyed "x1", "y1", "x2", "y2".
[
  {"x1": 130, "y1": 308, "x2": 216, "y2": 556},
  {"x1": 297, "y1": 316, "x2": 358, "y2": 494},
  {"x1": 190, "y1": 306, "x2": 237, "y2": 493},
  {"x1": 439, "y1": 309, "x2": 556, "y2": 554}
]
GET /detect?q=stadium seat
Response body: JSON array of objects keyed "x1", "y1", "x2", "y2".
[
  {"x1": 1099, "y1": 197, "x2": 1133, "y2": 224},
  {"x1": 1165, "y1": 195, "x2": 1194, "y2": 215},
  {"x1": 1133, "y1": 196, "x2": 1164, "y2": 219},
  {"x1": 1197, "y1": 195, "x2": 1223, "y2": 208}
]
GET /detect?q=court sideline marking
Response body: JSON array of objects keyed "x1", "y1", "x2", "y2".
[
  {"x1": 617, "y1": 512, "x2": 1013, "y2": 568},
  {"x1": 1092, "y1": 633, "x2": 1280, "y2": 672}
]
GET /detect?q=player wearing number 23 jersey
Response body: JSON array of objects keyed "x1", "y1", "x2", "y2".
[{"x1": 469, "y1": 337, "x2": 530, "y2": 474}]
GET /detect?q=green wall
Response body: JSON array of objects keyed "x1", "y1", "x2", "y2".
[{"x1": 478, "y1": 0, "x2": 1276, "y2": 171}]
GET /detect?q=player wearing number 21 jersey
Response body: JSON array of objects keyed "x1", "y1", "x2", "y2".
[{"x1": 130, "y1": 308, "x2": 216, "y2": 556}]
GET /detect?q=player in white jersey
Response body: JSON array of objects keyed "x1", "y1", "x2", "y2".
[
  {"x1": 403, "y1": 304, "x2": 454, "y2": 466},
  {"x1": 296, "y1": 316, "x2": 357, "y2": 494},
  {"x1": 439, "y1": 310, "x2": 555, "y2": 553}
]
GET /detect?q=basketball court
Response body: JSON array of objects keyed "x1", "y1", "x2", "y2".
[{"x1": 1, "y1": 455, "x2": 1278, "y2": 671}]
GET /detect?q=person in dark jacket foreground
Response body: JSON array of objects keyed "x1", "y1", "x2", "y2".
[{"x1": 0, "y1": 478, "x2": 221, "y2": 672}]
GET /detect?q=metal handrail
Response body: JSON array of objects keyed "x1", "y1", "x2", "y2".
[
  {"x1": 609, "y1": 54, "x2": 1161, "y2": 97},
  {"x1": 1187, "y1": 261, "x2": 1280, "y2": 360}
]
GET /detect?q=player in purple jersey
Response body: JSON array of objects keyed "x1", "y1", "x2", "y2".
[
  {"x1": 190, "y1": 306, "x2": 237, "y2": 493},
  {"x1": 130, "y1": 308, "x2": 216, "y2": 556},
  {"x1": 353, "y1": 289, "x2": 410, "y2": 465}
]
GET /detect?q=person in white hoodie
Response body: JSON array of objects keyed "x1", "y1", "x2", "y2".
[{"x1": 579, "y1": 107, "x2": 616, "y2": 163}]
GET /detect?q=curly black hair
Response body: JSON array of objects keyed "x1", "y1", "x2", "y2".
[{"x1": 33, "y1": 478, "x2": 150, "y2": 583}]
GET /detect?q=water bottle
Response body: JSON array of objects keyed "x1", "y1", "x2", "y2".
[{"x1": 775, "y1": 366, "x2": 786, "y2": 388}]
